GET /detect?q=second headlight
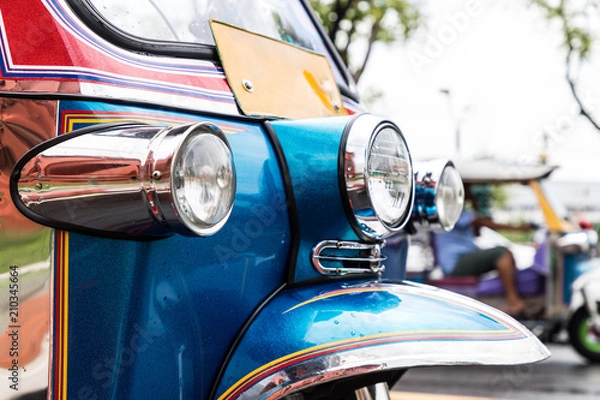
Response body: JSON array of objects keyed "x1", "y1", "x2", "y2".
[
  {"x1": 413, "y1": 159, "x2": 464, "y2": 231},
  {"x1": 341, "y1": 114, "x2": 414, "y2": 240}
]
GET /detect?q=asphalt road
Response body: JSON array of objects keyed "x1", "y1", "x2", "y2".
[{"x1": 391, "y1": 343, "x2": 600, "y2": 399}]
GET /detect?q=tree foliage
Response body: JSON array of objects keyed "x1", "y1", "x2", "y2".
[
  {"x1": 309, "y1": 0, "x2": 421, "y2": 82},
  {"x1": 531, "y1": 0, "x2": 600, "y2": 131}
]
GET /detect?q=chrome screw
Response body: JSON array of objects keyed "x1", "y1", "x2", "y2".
[{"x1": 242, "y1": 79, "x2": 254, "y2": 93}]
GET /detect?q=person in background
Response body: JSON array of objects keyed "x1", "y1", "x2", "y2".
[{"x1": 434, "y1": 184, "x2": 535, "y2": 317}]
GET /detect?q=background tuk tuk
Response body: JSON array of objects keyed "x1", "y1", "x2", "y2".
[{"x1": 408, "y1": 159, "x2": 600, "y2": 361}]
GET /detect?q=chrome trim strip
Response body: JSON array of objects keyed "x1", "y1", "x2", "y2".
[
  {"x1": 235, "y1": 337, "x2": 549, "y2": 400},
  {"x1": 312, "y1": 240, "x2": 385, "y2": 275}
]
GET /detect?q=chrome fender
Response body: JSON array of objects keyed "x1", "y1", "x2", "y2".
[{"x1": 216, "y1": 280, "x2": 549, "y2": 400}]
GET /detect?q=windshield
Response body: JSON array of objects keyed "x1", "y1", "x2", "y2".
[{"x1": 86, "y1": 0, "x2": 344, "y2": 81}]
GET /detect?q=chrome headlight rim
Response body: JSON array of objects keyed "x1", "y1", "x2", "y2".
[
  {"x1": 435, "y1": 161, "x2": 464, "y2": 231},
  {"x1": 340, "y1": 114, "x2": 415, "y2": 241},
  {"x1": 413, "y1": 159, "x2": 464, "y2": 232},
  {"x1": 155, "y1": 123, "x2": 236, "y2": 237}
]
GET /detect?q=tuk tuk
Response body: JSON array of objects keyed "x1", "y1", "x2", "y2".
[{"x1": 0, "y1": 1, "x2": 548, "y2": 399}]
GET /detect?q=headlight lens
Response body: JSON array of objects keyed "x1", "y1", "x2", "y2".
[
  {"x1": 342, "y1": 114, "x2": 414, "y2": 240},
  {"x1": 412, "y1": 160, "x2": 464, "y2": 231},
  {"x1": 367, "y1": 126, "x2": 413, "y2": 228},
  {"x1": 173, "y1": 131, "x2": 235, "y2": 235},
  {"x1": 436, "y1": 164, "x2": 464, "y2": 230}
]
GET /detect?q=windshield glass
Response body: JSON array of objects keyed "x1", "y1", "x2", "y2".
[{"x1": 86, "y1": 0, "x2": 343, "y2": 81}]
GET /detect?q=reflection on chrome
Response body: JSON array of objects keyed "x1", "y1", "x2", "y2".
[
  {"x1": 12, "y1": 122, "x2": 235, "y2": 238},
  {"x1": 0, "y1": 98, "x2": 54, "y2": 399}
]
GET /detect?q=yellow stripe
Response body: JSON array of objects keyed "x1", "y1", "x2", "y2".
[
  {"x1": 529, "y1": 180, "x2": 576, "y2": 233},
  {"x1": 62, "y1": 231, "x2": 69, "y2": 398},
  {"x1": 63, "y1": 113, "x2": 246, "y2": 134}
]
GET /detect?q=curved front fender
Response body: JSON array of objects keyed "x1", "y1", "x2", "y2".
[{"x1": 216, "y1": 280, "x2": 549, "y2": 399}]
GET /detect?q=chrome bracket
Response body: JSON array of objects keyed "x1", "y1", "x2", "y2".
[{"x1": 312, "y1": 240, "x2": 386, "y2": 276}]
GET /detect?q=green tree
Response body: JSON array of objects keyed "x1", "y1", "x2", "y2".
[
  {"x1": 531, "y1": 0, "x2": 600, "y2": 131},
  {"x1": 309, "y1": 0, "x2": 421, "y2": 82}
]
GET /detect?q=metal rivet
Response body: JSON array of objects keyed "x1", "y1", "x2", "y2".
[
  {"x1": 242, "y1": 79, "x2": 254, "y2": 93},
  {"x1": 152, "y1": 170, "x2": 162, "y2": 180}
]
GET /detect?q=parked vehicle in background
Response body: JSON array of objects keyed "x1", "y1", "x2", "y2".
[
  {"x1": 407, "y1": 159, "x2": 600, "y2": 362},
  {"x1": 0, "y1": 1, "x2": 548, "y2": 399}
]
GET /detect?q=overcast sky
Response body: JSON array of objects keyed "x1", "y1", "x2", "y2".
[{"x1": 359, "y1": 0, "x2": 600, "y2": 183}]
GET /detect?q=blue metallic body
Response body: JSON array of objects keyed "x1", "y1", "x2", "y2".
[
  {"x1": 61, "y1": 101, "x2": 291, "y2": 399},
  {"x1": 381, "y1": 234, "x2": 409, "y2": 280},
  {"x1": 270, "y1": 117, "x2": 362, "y2": 282}
]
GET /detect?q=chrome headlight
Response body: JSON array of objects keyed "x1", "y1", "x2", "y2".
[
  {"x1": 342, "y1": 114, "x2": 414, "y2": 240},
  {"x1": 168, "y1": 126, "x2": 236, "y2": 235},
  {"x1": 11, "y1": 122, "x2": 236, "y2": 238},
  {"x1": 413, "y1": 159, "x2": 464, "y2": 231}
]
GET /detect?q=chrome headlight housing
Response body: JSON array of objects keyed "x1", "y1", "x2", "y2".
[
  {"x1": 11, "y1": 122, "x2": 236, "y2": 238},
  {"x1": 154, "y1": 123, "x2": 236, "y2": 236},
  {"x1": 413, "y1": 159, "x2": 464, "y2": 231},
  {"x1": 341, "y1": 114, "x2": 414, "y2": 240}
]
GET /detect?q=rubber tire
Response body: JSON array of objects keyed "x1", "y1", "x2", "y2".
[{"x1": 568, "y1": 306, "x2": 600, "y2": 363}]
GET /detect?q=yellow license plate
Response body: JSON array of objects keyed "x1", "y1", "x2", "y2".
[{"x1": 211, "y1": 20, "x2": 347, "y2": 119}]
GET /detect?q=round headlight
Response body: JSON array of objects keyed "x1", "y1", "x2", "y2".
[
  {"x1": 367, "y1": 126, "x2": 413, "y2": 227},
  {"x1": 172, "y1": 131, "x2": 235, "y2": 235},
  {"x1": 151, "y1": 123, "x2": 236, "y2": 236},
  {"x1": 342, "y1": 114, "x2": 414, "y2": 240},
  {"x1": 436, "y1": 164, "x2": 464, "y2": 231}
]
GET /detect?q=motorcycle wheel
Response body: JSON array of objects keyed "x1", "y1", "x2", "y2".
[{"x1": 567, "y1": 306, "x2": 600, "y2": 363}]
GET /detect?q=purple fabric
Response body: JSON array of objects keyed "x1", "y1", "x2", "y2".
[
  {"x1": 531, "y1": 240, "x2": 549, "y2": 275},
  {"x1": 476, "y1": 267, "x2": 545, "y2": 296}
]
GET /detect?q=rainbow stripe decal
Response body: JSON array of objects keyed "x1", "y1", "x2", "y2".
[
  {"x1": 59, "y1": 109, "x2": 248, "y2": 135},
  {"x1": 52, "y1": 230, "x2": 69, "y2": 399}
]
